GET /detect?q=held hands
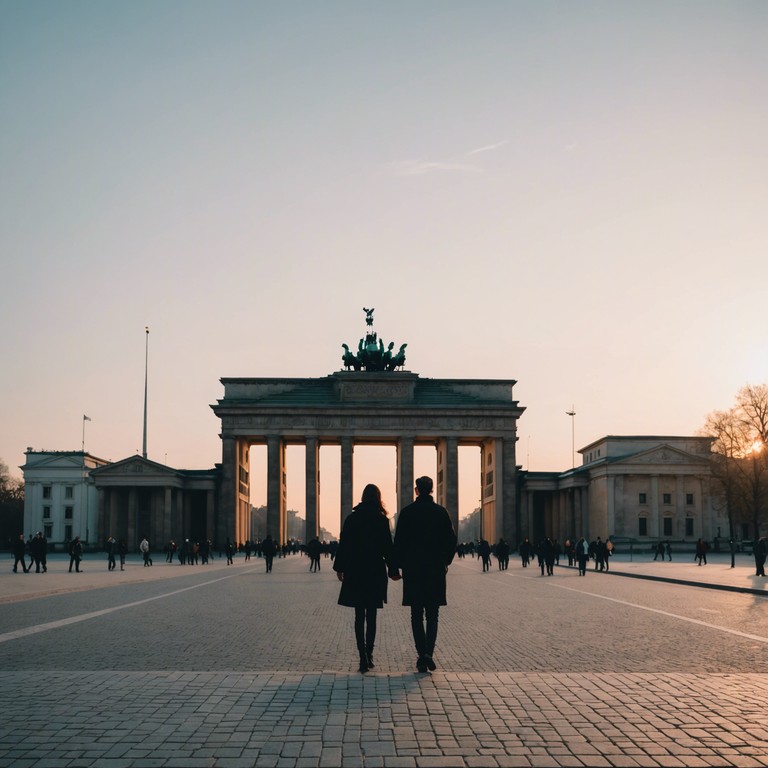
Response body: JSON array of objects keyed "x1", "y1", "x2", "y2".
[
  {"x1": 336, "y1": 571, "x2": 344, "y2": 582},
  {"x1": 388, "y1": 568, "x2": 402, "y2": 581}
]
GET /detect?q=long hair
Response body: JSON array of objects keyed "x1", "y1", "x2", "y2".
[{"x1": 360, "y1": 483, "x2": 387, "y2": 517}]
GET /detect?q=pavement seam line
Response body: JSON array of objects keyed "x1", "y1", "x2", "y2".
[{"x1": 0, "y1": 567, "x2": 260, "y2": 645}]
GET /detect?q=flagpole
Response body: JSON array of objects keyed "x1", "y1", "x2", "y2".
[
  {"x1": 142, "y1": 327, "x2": 149, "y2": 459},
  {"x1": 82, "y1": 414, "x2": 91, "y2": 453}
]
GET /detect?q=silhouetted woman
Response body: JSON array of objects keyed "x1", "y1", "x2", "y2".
[{"x1": 333, "y1": 484, "x2": 395, "y2": 673}]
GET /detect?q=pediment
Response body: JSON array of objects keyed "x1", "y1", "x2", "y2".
[
  {"x1": 614, "y1": 444, "x2": 707, "y2": 467},
  {"x1": 91, "y1": 456, "x2": 177, "y2": 477}
]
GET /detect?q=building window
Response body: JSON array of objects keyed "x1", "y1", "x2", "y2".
[
  {"x1": 65, "y1": 525, "x2": 72, "y2": 541},
  {"x1": 44, "y1": 524, "x2": 52, "y2": 539},
  {"x1": 686, "y1": 493, "x2": 694, "y2": 505},
  {"x1": 663, "y1": 517, "x2": 672, "y2": 536},
  {"x1": 685, "y1": 517, "x2": 694, "y2": 536},
  {"x1": 43, "y1": 506, "x2": 51, "y2": 519},
  {"x1": 639, "y1": 493, "x2": 647, "y2": 505},
  {"x1": 65, "y1": 486, "x2": 74, "y2": 499},
  {"x1": 42, "y1": 486, "x2": 51, "y2": 499},
  {"x1": 65, "y1": 507, "x2": 73, "y2": 520},
  {"x1": 638, "y1": 517, "x2": 648, "y2": 536},
  {"x1": 663, "y1": 493, "x2": 672, "y2": 505}
]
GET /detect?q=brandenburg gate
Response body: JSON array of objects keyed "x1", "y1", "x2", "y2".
[{"x1": 210, "y1": 312, "x2": 525, "y2": 545}]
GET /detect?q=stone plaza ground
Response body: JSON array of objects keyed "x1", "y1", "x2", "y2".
[{"x1": 1, "y1": 549, "x2": 767, "y2": 767}]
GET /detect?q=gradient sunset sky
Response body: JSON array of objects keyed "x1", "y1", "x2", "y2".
[{"x1": 2, "y1": 2, "x2": 766, "y2": 536}]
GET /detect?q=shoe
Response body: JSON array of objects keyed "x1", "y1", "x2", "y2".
[
  {"x1": 424, "y1": 655, "x2": 436, "y2": 671},
  {"x1": 366, "y1": 650, "x2": 375, "y2": 669},
  {"x1": 358, "y1": 652, "x2": 369, "y2": 674},
  {"x1": 416, "y1": 656, "x2": 430, "y2": 673}
]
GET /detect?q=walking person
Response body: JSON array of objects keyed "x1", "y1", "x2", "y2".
[
  {"x1": 753, "y1": 537, "x2": 766, "y2": 577},
  {"x1": 30, "y1": 531, "x2": 47, "y2": 573},
  {"x1": 390, "y1": 476, "x2": 457, "y2": 674},
  {"x1": 106, "y1": 537, "x2": 117, "y2": 571},
  {"x1": 333, "y1": 484, "x2": 396, "y2": 673},
  {"x1": 118, "y1": 538, "x2": 127, "y2": 570},
  {"x1": 262, "y1": 534, "x2": 276, "y2": 573},
  {"x1": 12, "y1": 533, "x2": 29, "y2": 573},
  {"x1": 139, "y1": 536, "x2": 152, "y2": 566},
  {"x1": 69, "y1": 536, "x2": 83, "y2": 573},
  {"x1": 478, "y1": 539, "x2": 491, "y2": 572},
  {"x1": 576, "y1": 537, "x2": 589, "y2": 575}
]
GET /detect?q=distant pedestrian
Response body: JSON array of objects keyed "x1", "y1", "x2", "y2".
[
  {"x1": 262, "y1": 535, "x2": 276, "y2": 573},
  {"x1": 118, "y1": 538, "x2": 127, "y2": 570},
  {"x1": 30, "y1": 531, "x2": 47, "y2": 573},
  {"x1": 519, "y1": 538, "x2": 531, "y2": 568},
  {"x1": 333, "y1": 484, "x2": 395, "y2": 673},
  {"x1": 12, "y1": 533, "x2": 29, "y2": 573},
  {"x1": 478, "y1": 539, "x2": 491, "y2": 572},
  {"x1": 665, "y1": 542, "x2": 672, "y2": 562},
  {"x1": 391, "y1": 476, "x2": 457, "y2": 674},
  {"x1": 106, "y1": 537, "x2": 117, "y2": 571},
  {"x1": 576, "y1": 537, "x2": 589, "y2": 575},
  {"x1": 69, "y1": 536, "x2": 83, "y2": 573},
  {"x1": 754, "y1": 537, "x2": 767, "y2": 577},
  {"x1": 307, "y1": 537, "x2": 322, "y2": 572},
  {"x1": 139, "y1": 536, "x2": 152, "y2": 566},
  {"x1": 495, "y1": 538, "x2": 510, "y2": 570},
  {"x1": 654, "y1": 541, "x2": 665, "y2": 561},
  {"x1": 225, "y1": 538, "x2": 234, "y2": 565},
  {"x1": 695, "y1": 538, "x2": 708, "y2": 566}
]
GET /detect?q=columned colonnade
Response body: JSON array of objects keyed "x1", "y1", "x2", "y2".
[{"x1": 212, "y1": 372, "x2": 525, "y2": 546}]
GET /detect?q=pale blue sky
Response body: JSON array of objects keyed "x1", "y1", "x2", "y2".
[{"x1": 2, "y1": 1, "x2": 766, "y2": 534}]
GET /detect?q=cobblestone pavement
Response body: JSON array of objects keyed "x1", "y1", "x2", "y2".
[{"x1": 1, "y1": 552, "x2": 767, "y2": 767}]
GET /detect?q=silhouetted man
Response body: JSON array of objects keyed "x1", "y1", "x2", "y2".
[{"x1": 391, "y1": 476, "x2": 457, "y2": 673}]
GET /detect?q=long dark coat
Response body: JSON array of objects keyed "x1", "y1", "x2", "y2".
[
  {"x1": 393, "y1": 494, "x2": 457, "y2": 607},
  {"x1": 333, "y1": 502, "x2": 393, "y2": 608}
]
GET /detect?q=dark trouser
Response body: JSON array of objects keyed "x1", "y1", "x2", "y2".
[
  {"x1": 354, "y1": 606, "x2": 377, "y2": 651},
  {"x1": 69, "y1": 556, "x2": 81, "y2": 572},
  {"x1": 578, "y1": 554, "x2": 588, "y2": 574},
  {"x1": 13, "y1": 555, "x2": 27, "y2": 573},
  {"x1": 265, "y1": 555, "x2": 273, "y2": 572},
  {"x1": 410, "y1": 605, "x2": 439, "y2": 658}
]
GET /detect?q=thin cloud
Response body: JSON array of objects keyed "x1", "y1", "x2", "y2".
[{"x1": 466, "y1": 140, "x2": 508, "y2": 156}]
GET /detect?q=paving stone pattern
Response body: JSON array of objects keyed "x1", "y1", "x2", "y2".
[{"x1": 1, "y1": 553, "x2": 767, "y2": 767}]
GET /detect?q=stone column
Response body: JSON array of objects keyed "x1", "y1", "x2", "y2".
[
  {"x1": 650, "y1": 474, "x2": 660, "y2": 538},
  {"x1": 396, "y1": 436, "x2": 415, "y2": 517},
  {"x1": 218, "y1": 436, "x2": 238, "y2": 549},
  {"x1": 97, "y1": 488, "x2": 107, "y2": 542},
  {"x1": 436, "y1": 438, "x2": 459, "y2": 535},
  {"x1": 128, "y1": 488, "x2": 137, "y2": 550},
  {"x1": 267, "y1": 436, "x2": 285, "y2": 543},
  {"x1": 676, "y1": 474, "x2": 685, "y2": 540},
  {"x1": 305, "y1": 437, "x2": 320, "y2": 541},
  {"x1": 206, "y1": 489, "x2": 215, "y2": 543},
  {"x1": 606, "y1": 475, "x2": 616, "y2": 536},
  {"x1": 502, "y1": 436, "x2": 517, "y2": 545},
  {"x1": 340, "y1": 436, "x2": 354, "y2": 532},
  {"x1": 164, "y1": 487, "x2": 173, "y2": 541}
]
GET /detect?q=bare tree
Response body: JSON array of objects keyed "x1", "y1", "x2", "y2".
[
  {"x1": 702, "y1": 384, "x2": 768, "y2": 550},
  {"x1": 0, "y1": 459, "x2": 25, "y2": 549}
]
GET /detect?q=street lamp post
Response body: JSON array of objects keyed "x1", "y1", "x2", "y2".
[{"x1": 566, "y1": 407, "x2": 576, "y2": 469}]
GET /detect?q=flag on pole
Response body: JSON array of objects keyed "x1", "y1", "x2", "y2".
[{"x1": 83, "y1": 415, "x2": 91, "y2": 421}]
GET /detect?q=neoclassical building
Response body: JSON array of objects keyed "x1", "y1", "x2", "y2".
[
  {"x1": 518, "y1": 436, "x2": 722, "y2": 546},
  {"x1": 22, "y1": 451, "x2": 219, "y2": 551}
]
